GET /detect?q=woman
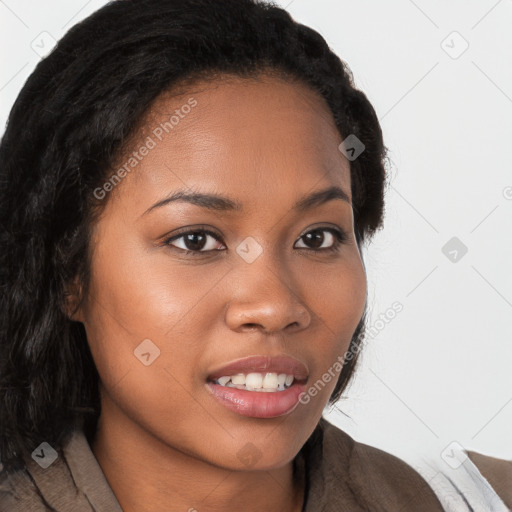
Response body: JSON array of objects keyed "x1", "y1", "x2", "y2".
[{"x1": 0, "y1": 1, "x2": 510, "y2": 510}]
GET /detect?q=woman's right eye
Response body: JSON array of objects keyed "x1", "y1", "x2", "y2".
[{"x1": 164, "y1": 229, "x2": 226, "y2": 254}]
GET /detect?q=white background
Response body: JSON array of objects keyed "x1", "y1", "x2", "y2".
[{"x1": 1, "y1": 0, "x2": 511, "y2": 467}]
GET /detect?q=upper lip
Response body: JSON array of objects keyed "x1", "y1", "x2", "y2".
[{"x1": 207, "y1": 355, "x2": 309, "y2": 382}]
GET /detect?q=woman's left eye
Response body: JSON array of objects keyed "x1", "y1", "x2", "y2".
[
  {"x1": 164, "y1": 226, "x2": 347, "y2": 255},
  {"x1": 294, "y1": 228, "x2": 347, "y2": 251}
]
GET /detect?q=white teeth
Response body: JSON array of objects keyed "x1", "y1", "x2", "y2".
[
  {"x1": 262, "y1": 372, "x2": 278, "y2": 389},
  {"x1": 245, "y1": 372, "x2": 263, "y2": 390},
  {"x1": 214, "y1": 372, "x2": 296, "y2": 391},
  {"x1": 217, "y1": 376, "x2": 231, "y2": 386},
  {"x1": 231, "y1": 374, "x2": 246, "y2": 385}
]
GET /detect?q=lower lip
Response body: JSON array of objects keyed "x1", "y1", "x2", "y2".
[{"x1": 206, "y1": 381, "x2": 307, "y2": 418}]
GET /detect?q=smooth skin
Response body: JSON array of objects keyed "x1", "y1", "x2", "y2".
[{"x1": 70, "y1": 73, "x2": 367, "y2": 512}]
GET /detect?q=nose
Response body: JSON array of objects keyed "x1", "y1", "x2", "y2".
[{"x1": 224, "y1": 258, "x2": 312, "y2": 335}]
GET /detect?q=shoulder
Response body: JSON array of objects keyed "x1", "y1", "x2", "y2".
[
  {"x1": 0, "y1": 462, "x2": 57, "y2": 511},
  {"x1": 0, "y1": 429, "x2": 117, "y2": 512},
  {"x1": 0, "y1": 470, "x2": 48, "y2": 512},
  {"x1": 308, "y1": 418, "x2": 445, "y2": 510},
  {"x1": 321, "y1": 417, "x2": 424, "y2": 479},
  {"x1": 315, "y1": 419, "x2": 511, "y2": 511}
]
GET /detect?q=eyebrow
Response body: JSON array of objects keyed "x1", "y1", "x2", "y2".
[{"x1": 141, "y1": 185, "x2": 351, "y2": 217}]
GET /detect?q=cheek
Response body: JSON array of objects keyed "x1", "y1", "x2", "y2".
[
  {"x1": 83, "y1": 227, "x2": 231, "y2": 348},
  {"x1": 297, "y1": 250, "x2": 367, "y2": 344},
  {"x1": 292, "y1": 252, "x2": 366, "y2": 405},
  {"x1": 81, "y1": 265, "x2": 220, "y2": 444},
  {"x1": 80, "y1": 236, "x2": 229, "y2": 409}
]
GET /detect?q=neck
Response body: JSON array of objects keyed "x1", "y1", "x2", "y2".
[{"x1": 91, "y1": 394, "x2": 305, "y2": 512}]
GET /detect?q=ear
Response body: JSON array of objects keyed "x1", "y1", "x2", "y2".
[{"x1": 62, "y1": 276, "x2": 85, "y2": 323}]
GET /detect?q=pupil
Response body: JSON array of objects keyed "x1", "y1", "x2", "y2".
[
  {"x1": 185, "y1": 231, "x2": 206, "y2": 251},
  {"x1": 305, "y1": 230, "x2": 324, "y2": 249}
]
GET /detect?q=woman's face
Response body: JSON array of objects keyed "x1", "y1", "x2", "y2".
[{"x1": 78, "y1": 74, "x2": 367, "y2": 470}]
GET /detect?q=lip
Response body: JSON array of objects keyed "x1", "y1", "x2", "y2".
[
  {"x1": 206, "y1": 380, "x2": 307, "y2": 418},
  {"x1": 206, "y1": 354, "x2": 309, "y2": 381}
]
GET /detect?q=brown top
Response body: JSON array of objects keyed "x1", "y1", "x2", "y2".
[{"x1": 1, "y1": 417, "x2": 510, "y2": 511}]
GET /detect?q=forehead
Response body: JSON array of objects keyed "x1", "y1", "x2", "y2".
[{"x1": 107, "y1": 74, "x2": 351, "y2": 211}]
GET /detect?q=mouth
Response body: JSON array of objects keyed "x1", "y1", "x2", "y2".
[
  {"x1": 205, "y1": 355, "x2": 309, "y2": 418},
  {"x1": 208, "y1": 372, "x2": 302, "y2": 392}
]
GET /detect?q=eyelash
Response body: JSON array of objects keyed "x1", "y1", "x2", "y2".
[{"x1": 163, "y1": 226, "x2": 348, "y2": 256}]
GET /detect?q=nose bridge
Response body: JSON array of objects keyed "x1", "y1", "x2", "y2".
[
  {"x1": 224, "y1": 240, "x2": 311, "y2": 333},
  {"x1": 235, "y1": 234, "x2": 293, "y2": 296}
]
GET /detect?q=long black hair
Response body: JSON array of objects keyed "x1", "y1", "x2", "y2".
[{"x1": 0, "y1": 0, "x2": 388, "y2": 471}]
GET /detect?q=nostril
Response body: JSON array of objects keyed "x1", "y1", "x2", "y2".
[{"x1": 242, "y1": 323, "x2": 260, "y2": 329}]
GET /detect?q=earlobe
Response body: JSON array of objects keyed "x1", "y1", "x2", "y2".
[{"x1": 62, "y1": 278, "x2": 85, "y2": 323}]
